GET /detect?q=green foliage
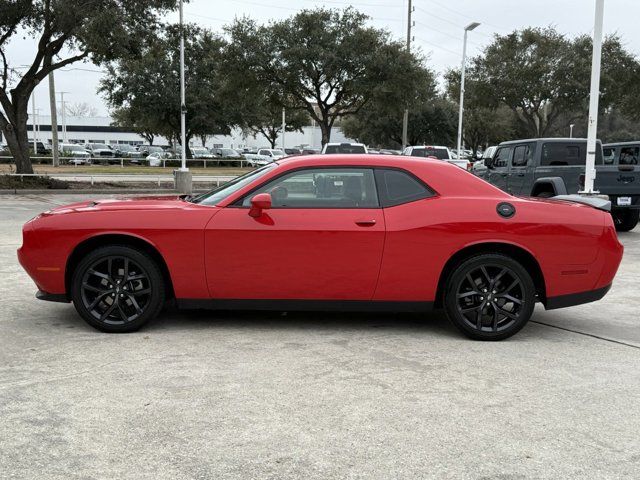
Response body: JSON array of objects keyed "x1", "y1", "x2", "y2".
[
  {"x1": 226, "y1": 8, "x2": 428, "y2": 145},
  {"x1": 467, "y1": 27, "x2": 639, "y2": 138},
  {"x1": 100, "y1": 25, "x2": 233, "y2": 155},
  {"x1": 0, "y1": 0, "x2": 181, "y2": 173}
]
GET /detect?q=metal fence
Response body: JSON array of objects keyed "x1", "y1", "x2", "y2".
[
  {"x1": 4, "y1": 172, "x2": 237, "y2": 187},
  {"x1": 0, "y1": 156, "x2": 253, "y2": 169}
]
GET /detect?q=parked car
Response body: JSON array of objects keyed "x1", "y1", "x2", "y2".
[
  {"x1": 483, "y1": 138, "x2": 640, "y2": 231},
  {"x1": 190, "y1": 146, "x2": 215, "y2": 159},
  {"x1": 113, "y1": 144, "x2": 138, "y2": 158},
  {"x1": 472, "y1": 146, "x2": 497, "y2": 175},
  {"x1": 29, "y1": 141, "x2": 49, "y2": 155},
  {"x1": 242, "y1": 152, "x2": 274, "y2": 167},
  {"x1": 211, "y1": 148, "x2": 243, "y2": 159},
  {"x1": 301, "y1": 148, "x2": 321, "y2": 155},
  {"x1": 146, "y1": 151, "x2": 171, "y2": 167},
  {"x1": 284, "y1": 148, "x2": 302, "y2": 156},
  {"x1": 403, "y1": 145, "x2": 470, "y2": 170},
  {"x1": 321, "y1": 142, "x2": 367, "y2": 154},
  {"x1": 18, "y1": 155, "x2": 622, "y2": 340},
  {"x1": 84, "y1": 143, "x2": 116, "y2": 163},
  {"x1": 60, "y1": 144, "x2": 92, "y2": 165},
  {"x1": 257, "y1": 148, "x2": 286, "y2": 160}
]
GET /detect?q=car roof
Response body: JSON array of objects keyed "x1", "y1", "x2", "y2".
[
  {"x1": 408, "y1": 145, "x2": 449, "y2": 149},
  {"x1": 603, "y1": 141, "x2": 640, "y2": 147},
  {"x1": 498, "y1": 138, "x2": 603, "y2": 146},
  {"x1": 325, "y1": 142, "x2": 365, "y2": 146}
]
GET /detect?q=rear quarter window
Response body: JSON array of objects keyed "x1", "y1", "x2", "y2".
[{"x1": 375, "y1": 169, "x2": 434, "y2": 207}]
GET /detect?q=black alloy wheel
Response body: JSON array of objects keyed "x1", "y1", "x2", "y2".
[
  {"x1": 72, "y1": 245, "x2": 165, "y2": 332},
  {"x1": 612, "y1": 209, "x2": 639, "y2": 232},
  {"x1": 444, "y1": 254, "x2": 536, "y2": 340}
]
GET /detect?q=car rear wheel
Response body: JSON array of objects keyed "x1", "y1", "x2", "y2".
[
  {"x1": 444, "y1": 254, "x2": 536, "y2": 340},
  {"x1": 71, "y1": 245, "x2": 165, "y2": 333},
  {"x1": 612, "y1": 209, "x2": 639, "y2": 232}
]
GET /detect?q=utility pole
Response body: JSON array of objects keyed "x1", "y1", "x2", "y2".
[
  {"x1": 48, "y1": 73, "x2": 60, "y2": 166},
  {"x1": 401, "y1": 0, "x2": 413, "y2": 150},
  {"x1": 581, "y1": 0, "x2": 604, "y2": 195},
  {"x1": 31, "y1": 94, "x2": 37, "y2": 155},
  {"x1": 58, "y1": 91, "x2": 68, "y2": 144},
  {"x1": 281, "y1": 107, "x2": 286, "y2": 150}
]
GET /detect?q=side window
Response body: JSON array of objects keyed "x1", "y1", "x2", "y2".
[
  {"x1": 375, "y1": 169, "x2": 435, "y2": 207},
  {"x1": 541, "y1": 142, "x2": 599, "y2": 166},
  {"x1": 619, "y1": 146, "x2": 639, "y2": 165},
  {"x1": 493, "y1": 147, "x2": 513, "y2": 168},
  {"x1": 242, "y1": 168, "x2": 378, "y2": 208},
  {"x1": 511, "y1": 143, "x2": 535, "y2": 167},
  {"x1": 603, "y1": 147, "x2": 616, "y2": 165}
]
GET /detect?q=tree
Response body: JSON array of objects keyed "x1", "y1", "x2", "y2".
[
  {"x1": 100, "y1": 25, "x2": 234, "y2": 157},
  {"x1": 65, "y1": 102, "x2": 98, "y2": 117},
  {"x1": 226, "y1": 8, "x2": 427, "y2": 146},
  {"x1": 340, "y1": 66, "x2": 449, "y2": 148},
  {"x1": 0, "y1": 0, "x2": 180, "y2": 173},
  {"x1": 468, "y1": 28, "x2": 639, "y2": 138},
  {"x1": 242, "y1": 100, "x2": 309, "y2": 149},
  {"x1": 444, "y1": 70, "x2": 516, "y2": 156}
]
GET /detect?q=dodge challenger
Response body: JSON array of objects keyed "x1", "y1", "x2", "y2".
[{"x1": 18, "y1": 155, "x2": 623, "y2": 340}]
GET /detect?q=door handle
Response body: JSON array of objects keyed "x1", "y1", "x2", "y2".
[{"x1": 355, "y1": 219, "x2": 377, "y2": 227}]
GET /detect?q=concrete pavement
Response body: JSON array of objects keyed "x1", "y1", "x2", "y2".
[{"x1": 1, "y1": 194, "x2": 639, "y2": 479}]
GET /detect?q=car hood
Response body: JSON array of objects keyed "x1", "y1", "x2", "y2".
[{"x1": 40, "y1": 195, "x2": 192, "y2": 216}]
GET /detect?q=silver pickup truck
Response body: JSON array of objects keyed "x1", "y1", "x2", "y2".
[{"x1": 480, "y1": 138, "x2": 640, "y2": 231}]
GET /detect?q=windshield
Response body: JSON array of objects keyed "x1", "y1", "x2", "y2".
[
  {"x1": 193, "y1": 164, "x2": 277, "y2": 206},
  {"x1": 90, "y1": 144, "x2": 109, "y2": 149},
  {"x1": 191, "y1": 147, "x2": 207, "y2": 152},
  {"x1": 410, "y1": 148, "x2": 449, "y2": 160},
  {"x1": 324, "y1": 144, "x2": 366, "y2": 154},
  {"x1": 147, "y1": 146, "x2": 163, "y2": 152},
  {"x1": 220, "y1": 149, "x2": 239, "y2": 156},
  {"x1": 65, "y1": 145, "x2": 84, "y2": 151}
]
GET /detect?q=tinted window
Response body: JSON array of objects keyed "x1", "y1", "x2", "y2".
[
  {"x1": 243, "y1": 168, "x2": 378, "y2": 208},
  {"x1": 541, "y1": 142, "x2": 603, "y2": 166},
  {"x1": 619, "y1": 146, "x2": 639, "y2": 165},
  {"x1": 603, "y1": 147, "x2": 616, "y2": 164},
  {"x1": 324, "y1": 144, "x2": 366, "y2": 154},
  {"x1": 512, "y1": 144, "x2": 534, "y2": 167},
  {"x1": 494, "y1": 147, "x2": 513, "y2": 167},
  {"x1": 375, "y1": 169, "x2": 434, "y2": 207},
  {"x1": 410, "y1": 148, "x2": 450, "y2": 160}
]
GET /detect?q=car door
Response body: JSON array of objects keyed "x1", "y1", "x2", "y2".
[
  {"x1": 507, "y1": 143, "x2": 535, "y2": 194},
  {"x1": 487, "y1": 145, "x2": 512, "y2": 191},
  {"x1": 204, "y1": 167, "x2": 386, "y2": 300}
]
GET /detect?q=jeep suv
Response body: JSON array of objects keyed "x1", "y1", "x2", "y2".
[{"x1": 482, "y1": 138, "x2": 640, "y2": 231}]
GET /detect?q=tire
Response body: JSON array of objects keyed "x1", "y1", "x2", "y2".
[
  {"x1": 536, "y1": 191, "x2": 554, "y2": 198},
  {"x1": 612, "y1": 209, "x2": 639, "y2": 232},
  {"x1": 443, "y1": 254, "x2": 536, "y2": 341},
  {"x1": 71, "y1": 245, "x2": 165, "y2": 333}
]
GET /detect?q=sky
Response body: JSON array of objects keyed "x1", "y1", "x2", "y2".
[{"x1": 7, "y1": 0, "x2": 640, "y2": 117}]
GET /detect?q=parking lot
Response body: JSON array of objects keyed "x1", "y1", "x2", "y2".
[{"x1": 1, "y1": 193, "x2": 639, "y2": 479}]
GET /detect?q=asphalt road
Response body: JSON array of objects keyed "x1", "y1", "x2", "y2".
[{"x1": 1, "y1": 194, "x2": 639, "y2": 479}]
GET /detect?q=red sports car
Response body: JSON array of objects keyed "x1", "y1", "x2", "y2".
[{"x1": 18, "y1": 155, "x2": 623, "y2": 340}]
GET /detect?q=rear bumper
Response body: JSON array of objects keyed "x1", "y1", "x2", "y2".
[
  {"x1": 36, "y1": 290, "x2": 69, "y2": 303},
  {"x1": 544, "y1": 284, "x2": 611, "y2": 310}
]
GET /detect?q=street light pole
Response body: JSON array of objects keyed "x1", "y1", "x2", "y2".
[
  {"x1": 31, "y1": 94, "x2": 37, "y2": 154},
  {"x1": 175, "y1": 0, "x2": 192, "y2": 194},
  {"x1": 48, "y1": 72, "x2": 60, "y2": 167},
  {"x1": 581, "y1": 0, "x2": 604, "y2": 195},
  {"x1": 456, "y1": 22, "x2": 480, "y2": 161},
  {"x1": 401, "y1": 0, "x2": 413, "y2": 149},
  {"x1": 59, "y1": 91, "x2": 68, "y2": 144},
  {"x1": 281, "y1": 107, "x2": 286, "y2": 151}
]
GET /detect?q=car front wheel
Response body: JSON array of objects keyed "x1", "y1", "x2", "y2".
[
  {"x1": 71, "y1": 245, "x2": 165, "y2": 332},
  {"x1": 444, "y1": 254, "x2": 536, "y2": 340}
]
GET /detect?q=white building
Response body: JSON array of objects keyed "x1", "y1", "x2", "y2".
[{"x1": 24, "y1": 115, "x2": 354, "y2": 150}]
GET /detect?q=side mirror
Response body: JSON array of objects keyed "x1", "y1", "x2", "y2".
[
  {"x1": 249, "y1": 193, "x2": 272, "y2": 217},
  {"x1": 485, "y1": 157, "x2": 494, "y2": 169}
]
